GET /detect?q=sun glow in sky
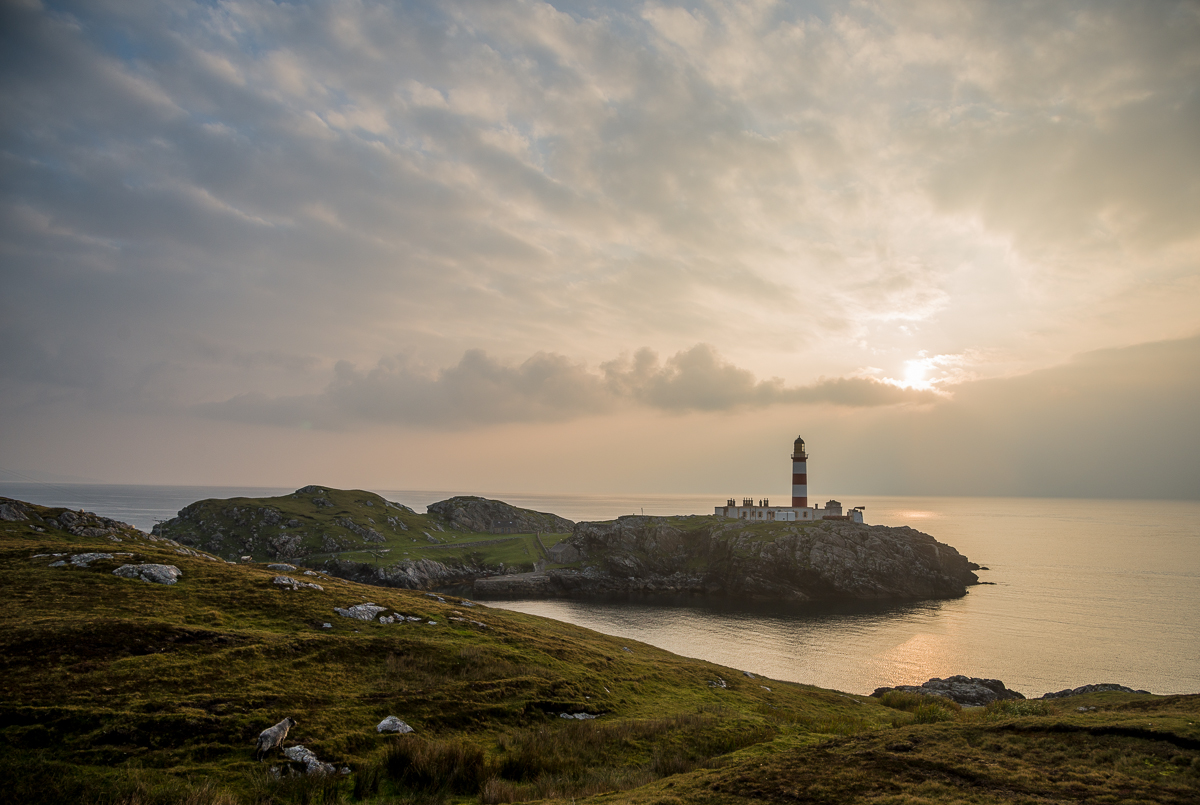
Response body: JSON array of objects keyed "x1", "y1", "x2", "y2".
[{"x1": 1, "y1": 1, "x2": 1198, "y2": 499}]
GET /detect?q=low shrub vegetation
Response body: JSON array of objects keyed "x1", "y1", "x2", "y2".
[{"x1": 984, "y1": 698, "x2": 1056, "y2": 718}]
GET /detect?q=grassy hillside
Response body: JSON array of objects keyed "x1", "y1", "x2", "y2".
[
  {"x1": 154, "y1": 486, "x2": 573, "y2": 572},
  {"x1": 2, "y1": 496, "x2": 1198, "y2": 805}
]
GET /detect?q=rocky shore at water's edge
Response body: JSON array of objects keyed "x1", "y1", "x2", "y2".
[
  {"x1": 126, "y1": 487, "x2": 984, "y2": 603},
  {"x1": 870, "y1": 675, "x2": 1155, "y2": 705},
  {"x1": 472, "y1": 515, "x2": 981, "y2": 602}
]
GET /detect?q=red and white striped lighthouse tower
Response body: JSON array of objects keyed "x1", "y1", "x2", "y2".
[{"x1": 791, "y1": 436, "x2": 808, "y2": 508}]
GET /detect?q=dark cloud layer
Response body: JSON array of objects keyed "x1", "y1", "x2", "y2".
[{"x1": 200, "y1": 344, "x2": 936, "y2": 428}]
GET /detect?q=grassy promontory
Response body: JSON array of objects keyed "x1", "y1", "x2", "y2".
[{"x1": 2, "y1": 496, "x2": 1198, "y2": 804}]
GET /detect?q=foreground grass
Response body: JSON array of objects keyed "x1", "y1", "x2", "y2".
[
  {"x1": 1, "y1": 500, "x2": 876, "y2": 804},
  {"x1": 2, "y1": 497, "x2": 1197, "y2": 804}
]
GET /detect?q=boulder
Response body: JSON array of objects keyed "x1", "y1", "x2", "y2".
[
  {"x1": 0, "y1": 501, "x2": 31, "y2": 521},
  {"x1": 871, "y1": 675, "x2": 1025, "y2": 706},
  {"x1": 377, "y1": 716, "x2": 414, "y2": 734},
  {"x1": 333, "y1": 603, "x2": 387, "y2": 621},
  {"x1": 282, "y1": 744, "x2": 335, "y2": 775},
  {"x1": 113, "y1": 564, "x2": 182, "y2": 585}
]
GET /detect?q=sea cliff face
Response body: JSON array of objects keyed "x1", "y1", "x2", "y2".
[{"x1": 475, "y1": 516, "x2": 980, "y2": 601}]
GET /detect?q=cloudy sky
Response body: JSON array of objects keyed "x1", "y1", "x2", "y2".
[{"x1": 2, "y1": 0, "x2": 1198, "y2": 500}]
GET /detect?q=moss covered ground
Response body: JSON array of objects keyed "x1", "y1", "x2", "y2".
[
  {"x1": 2, "y1": 498, "x2": 1197, "y2": 804},
  {"x1": 154, "y1": 487, "x2": 574, "y2": 572}
]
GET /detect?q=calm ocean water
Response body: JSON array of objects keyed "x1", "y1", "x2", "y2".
[{"x1": 4, "y1": 483, "x2": 1197, "y2": 698}]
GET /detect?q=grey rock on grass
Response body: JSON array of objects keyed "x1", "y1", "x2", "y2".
[
  {"x1": 113, "y1": 564, "x2": 182, "y2": 585},
  {"x1": 273, "y1": 575, "x2": 324, "y2": 591},
  {"x1": 68, "y1": 552, "x2": 118, "y2": 567},
  {"x1": 283, "y1": 744, "x2": 335, "y2": 775},
  {"x1": 377, "y1": 716, "x2": 414, "y2": 733},
  {"x1": 334, "y1": 603, "x2": 387, "y2": 621}
]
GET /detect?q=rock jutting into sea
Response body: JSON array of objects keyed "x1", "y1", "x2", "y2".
[
  {"x1": 871, "y1": 676, "x2": 1156, "y2": 705},
  {"x1": 475, "y1": 515, "x2": 980, "y2": 601},
  {"x1": 871, "y1": 676, "x2": 1026, "y2": 706}
]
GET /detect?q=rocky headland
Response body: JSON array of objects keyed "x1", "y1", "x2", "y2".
[
  {"x1": 475, "y1": 514, "x2": 981, "y2": 601},
  {"x1": 147, "y1": 486, "x2": 980, "y2": 603}
]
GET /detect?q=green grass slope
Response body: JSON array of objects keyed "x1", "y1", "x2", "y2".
[
  {"x1": 154, "y1": 486, "x2": 572, "y2": 573},
  {"x1": 2, "y1": 496, "x2": 1197, "y2": 805}
]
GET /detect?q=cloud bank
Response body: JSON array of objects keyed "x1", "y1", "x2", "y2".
[
  {"x1": 3, "y1": 0, "x2": 1198, "y2": 417},
  {"x1": 1, "y1": 1, "x2": 1197, "y2": 498},
  {"x1": 201, "y1": 344, "x2": 937, "y2": 428}
]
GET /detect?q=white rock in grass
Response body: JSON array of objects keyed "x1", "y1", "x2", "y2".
[
  {"x1": 333, "y1": 604, "x2": 387, "y2": 621},
  {"x1": 377, "y1": 716, "x2": 414, "y2": 734}
]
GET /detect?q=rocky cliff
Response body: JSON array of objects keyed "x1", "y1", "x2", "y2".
[
  {"x1": 475, "y1": 515, "x2": 980, "y2": 601},
  {"x1": 427, "y1": 496, "x2": 573, "y2": 534},
  {"x1": 322, "y1": 556, "x2": 485, "y2": 589}
]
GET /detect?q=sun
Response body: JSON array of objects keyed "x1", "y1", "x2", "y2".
[{"x1": 904, "y1": 360, "x2": 928, "y2": 386}]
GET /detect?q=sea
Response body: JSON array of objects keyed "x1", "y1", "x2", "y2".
[{"x1": 3, "y1": 482, "x2": 1198, "y2": 698}]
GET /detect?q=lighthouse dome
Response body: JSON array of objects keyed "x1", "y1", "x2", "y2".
[{"x1": 794, "y1": 436, "x2": 805, "y2": 445}]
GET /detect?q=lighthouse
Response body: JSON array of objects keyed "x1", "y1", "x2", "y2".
[
  {"x1": 791, "y1": 435, "x2": 808, "y2": 508},
  {"x1": 714, "y1": 434, "x2": 864, "y2": 523}
]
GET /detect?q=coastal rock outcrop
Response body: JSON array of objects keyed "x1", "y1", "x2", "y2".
[
  {"x1": 427, "y1": 496, "x2": 574, "y2": 535},
  {"x1": 871, "y1": 676, "x2": 1025, "y2": 706},
  {"x1": 476, "y1": 517, "x2": 980, "y2": 601},
  {"x1": 1041, "y1": 683, "x2": 1151, "y2": 699},
  {"x1": 323, "y1": 556, "x2": 483, "y2": 591}
]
